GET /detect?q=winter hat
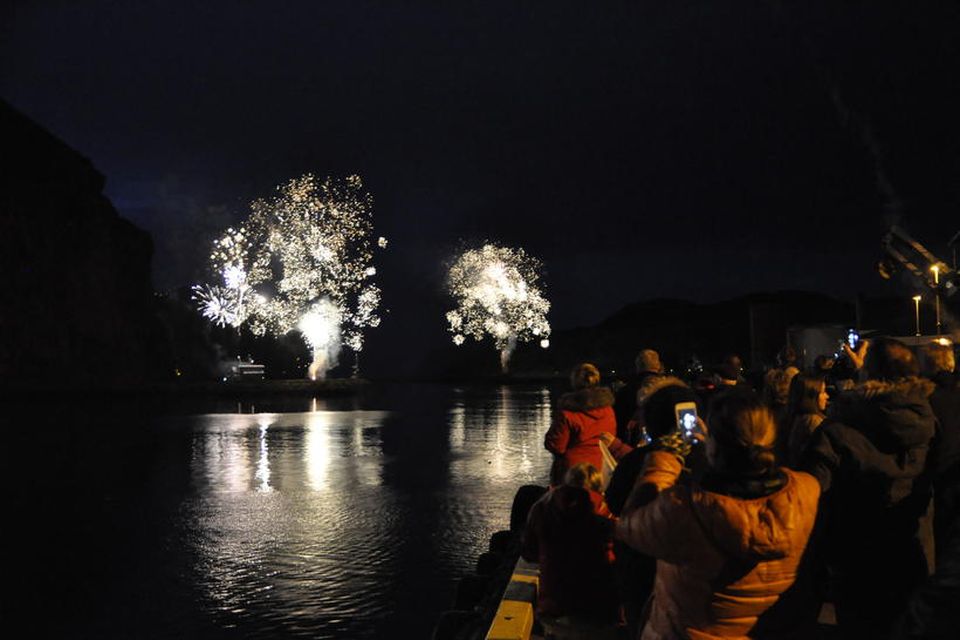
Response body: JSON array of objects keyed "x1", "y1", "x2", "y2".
[
  {"x1": 635, "y1": 349, "x2": 663, "y2": 374},
  {"x1": 570, "y1": 362, "x2": 601, "y2": 390},
  {"x1": 643, "y1": 384, "x2": 698, "y2": 439}
]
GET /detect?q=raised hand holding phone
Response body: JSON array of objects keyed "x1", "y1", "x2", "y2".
[{"x1": 675, "y1": 402, "x2": 700, "y2": 442}]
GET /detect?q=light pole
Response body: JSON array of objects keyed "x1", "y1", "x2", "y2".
[
  {"x1": 913, "y1": 295, "x2": 922, "y2": 337},
  {"x1": 931, "y1": 265, "x2": 942, "y2": 337}
]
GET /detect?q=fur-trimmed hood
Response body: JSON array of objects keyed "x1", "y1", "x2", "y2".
[
  {"x1": 829, "y1": 377, "x2": 937, "y2": 449},
  {"x1": 636, "y1": 375, "x2": 687, "y2": 407},
  {"x1": 558, "y1": 386, "x2": 614, "y2": 414}
]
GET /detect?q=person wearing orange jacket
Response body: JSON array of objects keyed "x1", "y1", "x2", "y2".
[
  {"x1": 617, "y1": 390, "x2": 821, "y2": 639},
  {"x1": 545, "y1": 362, "x2": 629, "y2": 486}
]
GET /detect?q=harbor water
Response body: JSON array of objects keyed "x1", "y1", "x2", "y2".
[{"x1": 7, "y1": 384, "x2": 555, "y2": 639}]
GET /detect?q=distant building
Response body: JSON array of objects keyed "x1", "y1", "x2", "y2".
[{"x1": 221, "y1": 359, "x2": 265, "y2": 381}]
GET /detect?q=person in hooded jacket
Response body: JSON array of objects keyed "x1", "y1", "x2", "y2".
[
  {"x1": 545, "y1": 362, "x2": 624, "y2": 486},
  {"x1": 617, "y1": 390, "x2": 821, "y2": 639},
  {"x1": 606, "y1": 377, "x2": 706, "y2": 514},
  {"x1": 893, "y1": 477, "x2": 960, "y2": 640},
  {"x1": 521, "y1": 463, "x2": 620, "y2": 635},
  {"x1": 802, "y1": 337, "x2": 937, "y2": 638},
  {"x1": 923, "y1": 340, "x2": 960, "y2": 569},
  {"x1": 615, "y1": 349, "x2": 664, "y2": 445}
]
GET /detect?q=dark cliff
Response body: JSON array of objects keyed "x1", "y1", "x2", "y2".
[{"x1": 0, "y1": 100, "x2": 170, "y2": 388}]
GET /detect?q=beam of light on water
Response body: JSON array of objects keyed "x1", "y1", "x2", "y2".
[
  {"x1": 205, "y1": 430, "x2": 250, "y2": 494},
  {"x1": 304, "y1": 412, "x2": 332, "y2": 492},
  {"x1": 181, "y1": 409, "x2": 393, "y2": 636},
  {"x1": 516, "y1": 390, "x2": 553, "y2": 474},
  {"x1": 162, "y1": 395, "x2": 552, "y2": 638},
  {"x1": 445, "y1": 385, "x2": 554, "y2": 485},
  {"x1": 449, "y1": 401, "x2": 466, "y2": 451},
  {"x1": 490, "y1": 386, "x2": 513, "y2": 479},
  {"x1": 255, "y1": 420, "x2": 272, "y2": 493}
]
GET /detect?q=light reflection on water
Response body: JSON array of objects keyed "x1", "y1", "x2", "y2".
[
  {"x1": 166, "y1": 384, "x2": 554, "y2": 639},
  {"x1": 4, "y1": 385, "x2": 557, "y2": 638}
]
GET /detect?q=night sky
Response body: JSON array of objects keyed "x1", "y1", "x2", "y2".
[{"x1": 3, "y1": 2, "x2": 958, "y2": 344}]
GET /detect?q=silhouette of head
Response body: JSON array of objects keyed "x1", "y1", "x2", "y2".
[
  {"x1": 864, "y1": 337, "x2": 918, "y2": 380},
  {"x1": 570, "y1": 362, "x2": 601, "y2": 390}
]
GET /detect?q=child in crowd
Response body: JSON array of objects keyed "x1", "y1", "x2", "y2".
[
  {"x1": 565, "y1": 461, "x2": 614, "y2": 520},
  {"x1": 521, "y1": 463, "x2": 620, "y2": 636}
]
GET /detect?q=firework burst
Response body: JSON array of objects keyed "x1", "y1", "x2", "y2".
[
  {"x1": 445, "y1": 243, "x2": 551, "y2": 372},
  {"x1": 193, "y1": 226, "x2": 253, "y2": 328},
  {"x1": 194, "y1": 174, "x2": 385, "y2": 378},
  {"x1": 192, "y1": 284, "x2": 240, "y2": 328}
]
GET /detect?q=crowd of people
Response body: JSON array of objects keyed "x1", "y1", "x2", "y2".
[{"x1": 520, "y1": 338, "x2": 959, "y2": 639}]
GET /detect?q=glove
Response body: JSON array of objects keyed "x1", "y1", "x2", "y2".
[{"x1": 652, "y1": 430, "x2": 692, "y2": 461}]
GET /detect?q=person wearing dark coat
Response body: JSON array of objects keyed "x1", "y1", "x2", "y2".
[
  {"x1": 894, "y1": 476, "x2": 960, "y2": 639},
  {"x1": 605, "y1": 378, "x2": 704, "y2": 639},
  {"x1": 606, "y1": 378, "x2": 705, "y2": 514},
  {"x1": 896, "y1": 341, "x2": 960, "y2": 640},
  {"x1": 802, "y1": 337, "x2": 937, "y2": 638},
  {"x1": 922, "y1": 341, "x2": 960, "y2": 573},
  {"x1": 697, "y1": 354, "x2": 751, "y2": 422},
  {"x1": 614, "y1": 349, "x2": 663, "y2": 445}
]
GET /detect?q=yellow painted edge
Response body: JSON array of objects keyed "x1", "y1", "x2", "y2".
[
  {"x1": 486, "y1": 599, "x2": 534, "y2": 640},
  {"x1": 510, "y1": 573, "x2": 538, "y2": 587}
]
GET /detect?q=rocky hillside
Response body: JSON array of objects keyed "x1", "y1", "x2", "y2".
[{"x1": 0, "y1": 100, "x2": 170, "y2": 388}]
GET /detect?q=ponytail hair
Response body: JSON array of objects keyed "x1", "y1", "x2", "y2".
[{"x1": 708, "y1": 390, "x2": 777, "y2": 474}]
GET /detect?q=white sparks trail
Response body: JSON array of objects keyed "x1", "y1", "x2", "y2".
[
  {"x1": 192, "y1": 284, "x2": 239, "y2": 328},
  {"x1": 193, "y1": 174, "x2": 385, "y2": 379},
  {"x1": 445, "y1": 243, "x2": 551, "y2": 373},
  {"x1": 298, "y1": 298, "x2": 342, "y2": 380}
]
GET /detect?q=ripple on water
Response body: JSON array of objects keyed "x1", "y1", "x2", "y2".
[{"x1": 157, "y1": 386, "x2": 555, "y2": 637}]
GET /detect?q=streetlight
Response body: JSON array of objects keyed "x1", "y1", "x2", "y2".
[
  {"x1": 931, "y1": 264, "x2": 942, "y2": 337},
  {"x1": 913, "y1": 295, "x2": 922, "y2": 337}
]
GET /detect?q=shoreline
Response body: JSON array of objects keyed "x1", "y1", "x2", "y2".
[{"x1": 0, "y1": 374, "x2": 567, "y2": 397}]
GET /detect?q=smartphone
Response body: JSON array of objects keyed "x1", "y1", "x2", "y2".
[
  {"x1": 847, "y1": 328, "x2": 860, "y2": 350},
  {"x1": 675, "y1": 402, "x2": 699, "y2": 441}
]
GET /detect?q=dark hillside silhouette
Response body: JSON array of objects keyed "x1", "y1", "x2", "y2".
[{"x1": 0, "y1": 101, "x2": 170, "y2": 388}]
